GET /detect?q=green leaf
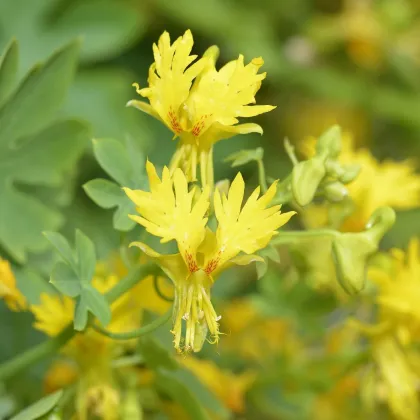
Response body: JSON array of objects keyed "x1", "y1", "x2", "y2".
[
  {"x1": 10, "y1": 390, "x2": 63, "y2": 420},
  {"x1": 83, "y1": 179, "x2": 124, "y2": 209},
  {"x1": 0, "y1": 66, "x2": 89, "y2": 263},
  {"x1": 74, "y1": 297, "x2": 89, "y2": 331},
  {"x1": 0, "y1": 40, "x2": 80, "y2": 148},
  {"x1": 83, "y1": 179, "x2": 136, "y2": 231},
  {"x1": 43, "y1": 231, "x2": 75, "y2": 269},
  {"x1": 0, "y1": 38, "x2": 18, "y2": 106},
  {"x1": 15, "y1": 267, "x2": 56, "y2": 304},
  {"x1": 92, "y1": 138, "x2": 134, "y2": 186},
  {"x1": 88, "y1": 137, "x2": 146, "y2": 231},
  {"x1": 224, "y1": 147, "x2": 264, "y2": 167},
  {"x1": 75, "y1": 229, "x2": 96, "y2": 282},
  {"x1": 74, "y1": 285, "x2": 112, "y2": 331},
  {"x1": 49, "y1": 0, "x2": 146, "y2": 63},
  {"x1": 50, "y1": 262, "x2": 81, "y2": 298},
  {"x1": 155, "y1": 370, "x2": 210, "y2": 420}
]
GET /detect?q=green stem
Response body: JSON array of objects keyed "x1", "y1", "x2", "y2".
[
  {"x1": 0, "y1": 325, "x2": 75, "y2": 382},
  {"x1": 0, "y1": 263, "x2": 157, "y2": 382},
  {"x1": 105, "y1": 263, "x2": 156, "y2": 304},
  {"x1": 257, "y1": 158, "x2": 268, "y2": 193},
  {"x1": 272, "y1": 229, "x2": 339, "y2": 245},
  {"x1": 153, "y1": 276, "x2": 174, "y2": 302},
  {"x1": 92, "y1": 309, "x2": 172, "y2": 340},
  {"x1": 284, "y1": 138, "x2": 299, "y2": 166}
]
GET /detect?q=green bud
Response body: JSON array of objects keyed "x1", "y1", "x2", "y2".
[
  {"x1": 332, "y1": 232, "x2": 377, "y2": 294},
  {"x1": 316, "y1": 125, "x2": 342, "y2": 159},
  {"x1": 339, "y1": 164, "x2": 361, "y2": 184},
  {"x1": 323, "y1": 181, "x2": 348, "y2": 202},
  {"x1": 292, "y1": 156, "x2": 326, "y2": 206},
  {"x1": 332, "y1": 206, "x2": 396, "y2": 295}
]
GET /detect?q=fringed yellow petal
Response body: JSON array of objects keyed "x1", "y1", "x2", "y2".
[
  {"x1": 207, "y1": 177, "x2": 295, "y2": 271},
  {"x1": 124, "y1": 162, "x2": 209, "y2": 268}
]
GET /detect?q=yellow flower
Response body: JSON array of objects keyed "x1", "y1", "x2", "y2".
[
  {"x1": 220, "y1": 298, "x2": 299, "y2": 362},
  {"x1": 44, "y1": 360, "x2": 78, "y2": 394},
  {"x1": 0, "y1": 258, "x2": 26, "y2": 311},
  {"x1": 368, "y1": 336, "x2": 419, "y2": 420},
  {"x1": 369, "y1": 238, "x2": 420, "y2": 344},
  {"x1": 302, "y1": 134, "x2": 420, "y2": 232},
  {"x1": 128, "y1": 30, "x2": 275, "y2": 187},
  {"x1": 124, "y1": 161, "x2": 295, "y2": 352},
  {"x1": 181, "y1": 357, "x2": 255, "y2": 414}
]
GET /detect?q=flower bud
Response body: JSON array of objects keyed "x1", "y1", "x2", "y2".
[
  {"x1": 339, "y1": 164, "x2": 361, "y2": 184},
  {"x1": 332, "y1": 207, "x2": 396, "y2": 294},
  {"x1": 323, "y1": 181, "x2": 348, "y2": 202},
  {"x1": 316, "y1": 125, "x2": 342, "y2": 159},
  {"x1": 292, "y1": 156, "x2": 326, "y2": 206}
]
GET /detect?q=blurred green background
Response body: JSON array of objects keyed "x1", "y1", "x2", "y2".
[{"x1": 1, "y1": 0, "x2": 420, "y2": 418}]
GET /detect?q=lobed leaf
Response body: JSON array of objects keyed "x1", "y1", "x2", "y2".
[
  {"x1": 0, "y1": 40, "x2": 80, "y2": 149},
  {"x1": 75, "y1": 229, "x2": 96, "y2": 283},
  {"x1": 50, "y1": 262, "x2": 81, "y2": 298},
  {"x1": 87, "y1": 137, "x2": 146, "y2": 231}
]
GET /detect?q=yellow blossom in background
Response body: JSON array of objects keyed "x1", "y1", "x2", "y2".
[
  {"x1": 124, "y1": 161, "x2": 295, "y2": 352},
  {"x1": 310, "y1": 0, "x2": 420, "y2": 69},
  {"x1": 0, "y1": 258, "x2": 26, "y2": 311},
  {"x1": 218, "y1": 298, "x2": 301, "y2": 363},
  {"x1": 302, "y1": 134, "x2": 420, "y2": 232},
  {"x1": 128, "y1": 30, "x2": 275, "y2": 187},
  {"x1": 367, "y1": 336, "x2": 419, "y2": 420},
  {"x1": 44, "y1": 360, "x2": 78, "y2": 394},
  {"x1": 369, "y1": 238, "x2": 420, "y2": 344},
  {"x1": 181, "y1": 357, "x2": 256, "y2": 414},
  {"x1": 30, "y1": 264, "x2": 171, "y2": 420}
]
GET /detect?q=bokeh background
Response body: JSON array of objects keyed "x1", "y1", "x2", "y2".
[{"x1": 1, "y1": 0, "x2": 420, "y2": 418}]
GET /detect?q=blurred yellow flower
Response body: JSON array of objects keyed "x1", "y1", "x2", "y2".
[
  {"x1": 30, "y1": 266, "x2": 170, "y2": 420},
  {"x1": 302, "y1": 134, "x2": 420, "y2": 232},
  {"x1": 369, "y1": 238, "x2": 420, "y2": 344},
  {"x1": 369, "y1": 336, "x2": 419, "y2": 420},
  {"x1": 128, "y1": 30, "x2": 275, "y2": 187},
  {"x1": 220, "y1": 299, "x2": 300, "y2": 363},
  {"x1": 0, "y1": 258, "x2": 26, "y2": 311},
  {"x1": 181, "y1": 357, "x2": 256, "y2": 414},
  {"x1": 44, "y1": 360, "x2": 78, "y2": 394},
  {"x1": 124, "y1": 161, "x2": 295, "y2": 352},
  {"x1": 310, "y1": 0, "x2": 420, "y2": 69}
]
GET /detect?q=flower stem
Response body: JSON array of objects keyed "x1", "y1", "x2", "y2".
[
  {"x1": 0, "y1": 263, "x2": 157, "y2": 382},
  {"x1": 257, "y1": 158, "x2": 268, "y2": 193},
  {"x1": 92, "y1": 309, "x2": 172, "y2": 340},
  {"x1": 272, "y1": 229, "x2": 339, "y2": 245},
  {"x1": 153, "y1": 276, "x2": 174, "y2": 302}
]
